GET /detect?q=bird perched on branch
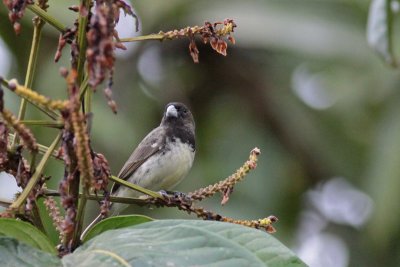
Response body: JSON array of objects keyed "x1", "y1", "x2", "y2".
[
  {"x1": 83, "y1": 102, "x2": 195, "y2": 237},
  {"x1": 110, "y1": 102, "x2": 196, "y2": 214}
]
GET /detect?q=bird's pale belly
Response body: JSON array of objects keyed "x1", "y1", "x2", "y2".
[{"x1": 115, "y1": 140, "x2": 195, "y2": 199}]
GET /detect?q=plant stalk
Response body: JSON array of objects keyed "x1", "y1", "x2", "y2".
[
  {"x1": 76, "y1": 0, "x2": 91, "y2": 84},
  {"x1": 120, "y1": 34, "x2": 165, "y2": 42},
  {"x1": 12, "y1": 16, "x2": 45, "y2": 147},
  {"x1": 110, "y1": 175, "x2": 164, "y2": 199},
  {"x1": 27, "y1": 4, "x2": 66, "y2": 33},
  {"x1": 42, "y1": 190, "x2": 159, "y2": 205},
  {"x1": 19, "y1": 120, "x2": 64, "y2": 128}
]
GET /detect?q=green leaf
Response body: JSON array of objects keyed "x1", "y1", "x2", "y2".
[
  {"x1": 0, "y1": 218, "x2": 56, "y2": 254},
  {"x1": 0, "y1": 237, "x2": 61, "y2": 267},
  {"x1": 82, "y1": 214, "x2": 153, "y2": 243},
  {"x1": 367, "y1": 0, "x2": 397, "y2": 66},
  {"x1": 64, "y1": 220, "x2": 306, "y2": 267}
]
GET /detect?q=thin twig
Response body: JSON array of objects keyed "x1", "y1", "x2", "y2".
[
  {"x1": 19, "y1": 120, "x2": 64, "y2": 128},
  {"x1": 27, "y1": 4, "x2": 67, "y2": 33},
  {"x1": 13, "y1": 16, "x2": 45, "y2": 147},
  {"x1": 109, "y1": 175, "x2": 164, "y2": 199}
]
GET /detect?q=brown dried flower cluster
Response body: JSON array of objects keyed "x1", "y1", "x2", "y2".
[
  {"x1": 0, "y1": 122, "x2": 8, "y2": 169},
  {"x1": 1, "y1": 82, "x2": 38, "y2": 152},
  {"x1": 59, "y1": 127, "x2": 78, "y2": 246},
  {"x1": 189, "y1": 147, "x2": 260, "y2": 204},
  {"x1": 55, "y1": 25, "x2": 78, "y2": 63},
  {"x1": 58, "y1": 70, "x2": 90, "y2": 247},
  {"x1": 87, "y1": 0, "x2": 118, "y2": 88},
  {"x1": 146, "y1": 188, "x2": 278, "y2": 234},
  {"x1": 43, "y1": 196, "x2": 64, "y2": 240},
  {"x1": 158, "y1": 19, "x2": 237, "y2": 63},
  {"x1": 0, "y1": 132, "x2": 31, "y2": 189},
  {"x1": 92, "y1": 152, "x2": 111, "y2": 217},
  {"x1": 2, "y1": 0, "x2": 34, "y2": 34},
  {"x1": 1, "y1": 109, "x2": 38, "y2": 152},
  {"x1": 86, "y1": 0, "x2": 137, "y2": 113}
]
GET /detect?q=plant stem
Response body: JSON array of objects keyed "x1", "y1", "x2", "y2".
[
  {"x1": 71, "y1": 194, "x2": 87, "y2": 248},
  {"x1": 19, "y1": 120, "x2": 64, "y2": 128},
  {"x1": 79, "y1": 75, "x2": 89, "y2": 101},
  {"x1": 9, "y1": 133, "x2": 62, "y2": 210},
  {"x1": 69, "y1": 0, "x2": 92, "y2": 250},
  {"x1": 109, "y1": 175, "x2": 164, "y2": 199},
  {"x1": 27, "y1": 4, "x2": 67, "y2": 33},
  {"x1": 8, "y1": 133, "x2": 61, "y2": 159},
  {"x1": 120, "y1": 34, "x2": 165, "y2": 42},
  {"x1": 83, "y1": 87, "x2": 92, "y2": 114},
  {"x1": 12, "y1": 16, "x2": 45, "y2": 147},
  {"x1": 42, "y1": 190, "x2": 158, "y2": 205},
  {"x1": 76, "y1": 0, "x2": 91, "y2": 84},
  {"x1": 31, "y1": 201, "x2": 46, "y2": 234}
]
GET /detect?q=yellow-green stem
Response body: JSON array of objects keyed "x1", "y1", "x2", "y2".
[
  {"x1": 120, "y1": 34, "x2": 165, "y2": 42},
  {"x1": 76, "y1": 0, "x2": 91, "y2": 84},
  {"x1": 43, "y1": 191, "x2": 157, "y2": 205},
  {"x1": 12, "y1": 17, "x2": 45, "y2": 147},
  {"x1": 9, "y1": 133, "x2": 62, "y2": 210},
  {"x1": 110, "y1": 175, "x2": 164, "y2": 199},
  {"x1": 84, "y1": 87, "x2": 92, "y2": 114},
  {"x1": 79, "y1": 75, "x2": 89, "y2": 101},
  {"x1": 27, "y1": 4, "x2": 66, "y2": 33},
  {"x1": 20, "y1": 120, "x2": 64, "y2": 128}
]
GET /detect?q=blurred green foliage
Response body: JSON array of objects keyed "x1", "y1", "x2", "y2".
[{"x1": 1, "y1": 0, "x2": 400, "y2": 266}]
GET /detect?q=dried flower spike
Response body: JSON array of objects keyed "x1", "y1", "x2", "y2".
[
  {"x1": 44, "y1": 196, "x2": 64, "y2": 240},
  {"x1": 7, "y1": 79, "x2": 68, "y2": 111},
  {"x1": 1, "y1": 109, "x2": 38, "y2": 152},
  {"x1": 188, "y1": 147, "x2": 260, "y2": 203},
  {"x1": 155, "y1": 19, "x2": 237, "y2": 62},
  {"x1": 3, "y1": 0, "x2": 34, "y2": 34}
]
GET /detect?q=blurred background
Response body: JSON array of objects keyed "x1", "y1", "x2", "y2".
[{"x1": 1, "y1": 1, "x2": 400, "y2": 266}]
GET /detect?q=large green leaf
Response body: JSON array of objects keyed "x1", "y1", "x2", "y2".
[
  {"x1": 82, "y1": 214, "x2": 153, "y2": 242},
  {"x1": 0, "y1": 237, "x2": 61, "y2": 267},
  {"x1": 0, "y1": 218, "x2": 56, "y2": 254},
  {"x1": 367, "y1": 0, "x2": 396, "y2": 65},
  {"x1": 63, "y1": 220, "x2": 306, "y2": 267}
]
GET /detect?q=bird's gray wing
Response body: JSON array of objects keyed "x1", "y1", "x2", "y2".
[{"x1": 111, "y1": 126, "x2": 165, "y2": 194}]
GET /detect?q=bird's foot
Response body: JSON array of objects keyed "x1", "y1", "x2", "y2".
[{"x1": 158, "y1": 190, "x2": 192, "y2": 206}]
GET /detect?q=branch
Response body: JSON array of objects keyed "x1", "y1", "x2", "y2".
[
  {"x1": 109, "y1": 175, "x2": 164, "y2": 199},
  {"x1": 27, "y1": 4, "x2": 67, "y2": 33}
]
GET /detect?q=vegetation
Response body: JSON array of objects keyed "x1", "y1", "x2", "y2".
[{"x1": 0, "y1": 0, "x2": 399, "y2": 266}]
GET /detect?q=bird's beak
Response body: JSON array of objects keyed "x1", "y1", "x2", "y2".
[{"x1": 166, "y1": 105, "x2": 178, "y2": 118}]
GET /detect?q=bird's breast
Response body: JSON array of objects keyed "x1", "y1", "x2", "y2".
[{"x1": 123, "y1": 138, "x2": 195, "y2": 194}]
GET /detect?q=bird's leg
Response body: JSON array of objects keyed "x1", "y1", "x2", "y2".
[{"x1": 158, "y1": 190, "x2": 192, "y2": 206}]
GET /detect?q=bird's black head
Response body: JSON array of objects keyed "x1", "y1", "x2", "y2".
[
  {"x1": 161, "y1": 102, "x2": 195, "y2": 129},
  {"x1": 161, "y1": 102, "x2": 195, "y2": 149}
]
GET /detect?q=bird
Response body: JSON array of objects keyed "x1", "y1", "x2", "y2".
[
  {"x1": 82, "y1": 102, "x2": 195, "y2": 238},
  {"x1": 110, "y1": 102, "x2": 196, "y2": 215}
]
